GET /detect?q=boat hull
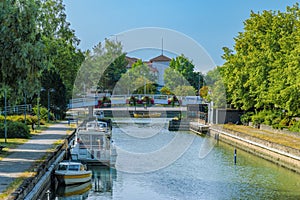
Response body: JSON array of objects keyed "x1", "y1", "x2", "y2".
[{"x1": 55, "y1": 171, "x2": 92, "y2": 185}]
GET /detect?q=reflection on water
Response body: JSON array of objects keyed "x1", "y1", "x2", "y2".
[
  {"x1": 53, "y1": 166, "x2": 117, "y2": 200},
  {"x1": 56, "y1": 181, "x2": 91, "y2": 199},
  {"x1": 90, "y1": 165, "x2": 117, "y2": 194},
  {"x1": 47, "y1": 119, "x2": 300, "y2": 199}
]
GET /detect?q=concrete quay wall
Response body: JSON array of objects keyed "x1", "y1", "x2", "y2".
[{"x1": 209, "y1": 127, "x2": 300, "y2": 174}]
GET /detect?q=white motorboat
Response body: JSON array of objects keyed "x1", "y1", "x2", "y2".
[
  {"x1": 55, "y1": 161, "x2": 92, "y2": 185},
  {"x1": 71, "y1": 120, "x2": 117, "y2": 166}
]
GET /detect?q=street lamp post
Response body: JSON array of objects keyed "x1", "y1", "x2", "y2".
[
  {"x1": 4, "y1": 89, "x2": 7, "y2": 143},
  {"x1": 47, "y1": 88, "x2": 55, "y2": 123},
  {"x1": 24, "y1": 90, "x2": 27, "y2": 125},
  {"x1": 37, "y1": 88, "x2": 43, "y2": 128}
]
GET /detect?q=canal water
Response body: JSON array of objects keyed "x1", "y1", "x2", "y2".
[{"x1": 47, "y1": 118, "x2": 300, "y2": 200}]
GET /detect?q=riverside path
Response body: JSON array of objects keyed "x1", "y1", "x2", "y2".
[{"x1": 0, "y1": 122, "x2": 70, "y2": 195}]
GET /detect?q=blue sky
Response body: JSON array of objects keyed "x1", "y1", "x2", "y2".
[{"x1": 63, "y1": 0, "x2": 298, "y2": 67}]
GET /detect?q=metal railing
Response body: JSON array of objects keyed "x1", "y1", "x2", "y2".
[
  {"x1": 0, "y1": 104, "x2": 32, "y2": 115},
  {"x1": 68, "y1": 94, "x2": 203, "y2": 108}
]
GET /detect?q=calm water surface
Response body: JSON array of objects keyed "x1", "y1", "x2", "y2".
[{"x1": 52, "y1": 118, "x2": 300, "y2": 200}]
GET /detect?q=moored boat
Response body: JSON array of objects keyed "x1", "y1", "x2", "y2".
[
  {"x1": 71, "y1": 120, "x2": 117, "y2": 166},
  {"x1": 55, "y1": 161, "x2": 92, "y2": 185}
]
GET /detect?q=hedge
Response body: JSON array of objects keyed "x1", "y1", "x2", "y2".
[{"x1": 0, "y1": 121, "x2": 31, "y2": 138}]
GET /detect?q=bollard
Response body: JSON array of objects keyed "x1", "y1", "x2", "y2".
[
  {"x1": 234, "y1": 148, "x2": 237, "y2": 165},
  {"x1": 46, "y1": 190, "x2": 51, "y2": 200}
]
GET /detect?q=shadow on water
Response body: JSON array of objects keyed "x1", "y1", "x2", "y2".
[{"x1": 41, "y1": 165, "x2": 117, "y2": 200}]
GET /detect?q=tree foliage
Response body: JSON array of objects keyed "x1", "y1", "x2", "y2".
[
  {"x1": 74, "y1": 39, "x2": 128, "y2": 97},
  {"x1": 38, "y1": 0, "x2": 84, "y2": 100},
  {"x1": 0, "y1": 0, "x2": 45, "y2": 102},
  {"x1": 0, "y1": 0, "x2": 84, "y2": 118},
  {"x1": 173, "y1": 85, "x2": 196, "y2": 96},
  {"x1": 202, "y1": 66, "x2": 226, "y2": 107},
  {"x1": 115, "y1": 59, "x2": 157, "y2": 95},
  {"x1": 40, "y1": 69, "x2": 66, "y2": 119},
  {"x1": 168, "y1": 55, "x2": 204, "y2": 93},
  {"x1": 221, "y1": 3, "x2": 300, "y2": 116}
]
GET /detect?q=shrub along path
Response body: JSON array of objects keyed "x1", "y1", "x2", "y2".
[{"x1": 0, "y1": 121, "x2": 70, "y2": 195}]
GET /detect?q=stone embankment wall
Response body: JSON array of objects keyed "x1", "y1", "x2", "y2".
[{"x1": 209, "y1": 126, "x2": 300, "y2": 174}]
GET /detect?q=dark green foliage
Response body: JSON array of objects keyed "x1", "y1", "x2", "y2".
[
  {"x1": 240, "y1": 112, "x2": 253, "y2": 125},
  {"x1": 0, "y1": 121, "x2": 30, "y2": 138},
  {"x1": 0, "y1": 0, "x2": 45, "y2": 103},
  {"x1": 128, "y1": 96, "x2": 137, "y2": 106},
  {"x1": 0, "y1": 0, "x2": 84, "y2": 120},
  {"x1": 40, "y1": 70, "x2": 67, "y2": 119},
  {"x1": 39, "y1": 0, "x2": 85, "y2": 100}
]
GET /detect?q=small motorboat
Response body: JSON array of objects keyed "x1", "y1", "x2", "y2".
[
  {"x1": 133, "y1": 112, "x2": 161, "y2": 118},
  {"x1": 55, "y1": 161, "x2": 92, "y2": 185}
]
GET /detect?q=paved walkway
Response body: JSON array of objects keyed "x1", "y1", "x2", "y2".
[{"x1": 0, "y1": 121, "x2": 71, "y2": 194}]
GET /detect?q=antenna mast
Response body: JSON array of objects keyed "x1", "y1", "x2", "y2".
[{"x1": 161, "y1": 37, "x2": 164, "y2": 55}]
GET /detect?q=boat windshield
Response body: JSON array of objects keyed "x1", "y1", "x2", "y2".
[
  {"x1": 58, "y1": 164, "x2": 68, "y2": 170},
  {"x1": 68, "y1": 165, "x2": 80, "y2": 171}
]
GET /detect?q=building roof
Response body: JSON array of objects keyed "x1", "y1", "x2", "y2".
[
  {"x1": 125, "y1": 56, "x2": 139, "y2": 68},
  {"x1": 125, "y1": 56, "x2": 139, "y2": 63},
  {"x1": 150, "y1": 54, "x2": 171, "y2": 62}
]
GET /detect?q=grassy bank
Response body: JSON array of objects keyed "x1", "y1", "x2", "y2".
[{"x1": 222, "y1": 124, "x2": 300, "y2": 150}]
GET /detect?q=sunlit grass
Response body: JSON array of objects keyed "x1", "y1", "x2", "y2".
[{"x1": 223, "y1": 124, "x2": 300, "y2": 150}]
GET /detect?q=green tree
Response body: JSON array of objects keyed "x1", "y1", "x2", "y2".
[
  {"x1": 40, "y1": 69, "x2": 67, "y2": 119},
  {"x1": 203, "y1": 66, "x2": 226, "y2": 107},
  {"x1": 0, "y1": 0, "x2": 45, "y2": 103},
  {"x1": 115, "y1": 59, "x2": 157, "y2": 95},
  {"x1": 74, "y1": 39, "x2": 128, "y2": 97},
  {"x1": 98, "y1": 40, "x2": 128, "y2": 92},
  {"x1": 173, "y1": 86, "x2": 196, "y2": 96},
  {"x1": 169, "y1": 55, "x2": 204, "y2": 92},
  {"x1": 221, "y1": 3, "x2": 300, "y2": 115},
  {"x1": 164, "y1": 67, "x2": 190, "y2": 92},
  {"x1": 38, "y1": 0, "x2": 84, "y2": 100}
]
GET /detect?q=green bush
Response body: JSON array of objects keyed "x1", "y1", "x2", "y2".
[
  {"x1": 288, "y1": 120, "x2": 300, "y2": 132},
  {"x1": 240, "y1": 112, "x2": 253, "y2": 125},
  {"x1": 32, "y1": 105, "x2": 54, "y2": 121},
  {"x1": 0, "y1": 115, "x2": 38, "y2": 125},
  {"x1": 251, "y1": 112, "x2": 264, "y2": 125},
  {"x1": 0, "y1": 121, "x2": 31, "y2": 138}
]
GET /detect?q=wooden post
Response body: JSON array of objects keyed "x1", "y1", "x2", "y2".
[{"x1": 234, "y1": 148, "x2": 237, "y2": 165}]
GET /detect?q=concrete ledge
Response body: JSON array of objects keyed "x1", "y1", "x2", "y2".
[{"x1": 210, "y1": 128, "x2": 300, "y2": 174}]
